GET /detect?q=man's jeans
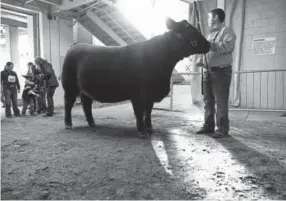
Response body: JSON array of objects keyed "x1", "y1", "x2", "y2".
[
  {"x1": 37, "y1": 91, "x2": 47, "y2": 113},
  {"x1": 47, "y1": 87, "x2": 56, "y2": 115},
  {"x1": 3, "y1": 86, "x2": 20, "y2": 116},
  {"x1": 202, "y1": 66, "x2": 232, "y2": 133}
]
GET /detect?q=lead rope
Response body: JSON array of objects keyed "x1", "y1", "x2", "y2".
[{"x1": 193, "y1": 1, "x2": 209, "y2": 96}]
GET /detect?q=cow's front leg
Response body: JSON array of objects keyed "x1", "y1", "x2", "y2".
[
  {"x1": 145, "y1": 101, "x2": 154, "y2": 134},
  {"x1": 131, "y1": 99, "x2": 148, "y2": 138}
]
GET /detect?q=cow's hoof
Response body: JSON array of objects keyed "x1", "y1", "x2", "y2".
[
  {"x1": 89, "y1": 122, "x2": 96, "y2": 128},
  {"x1": 65, "y1": 125, "x2": 72, "y2": 130},
  {"x1": 137, "y1": 131, "x2": 150, "y2": 139}
]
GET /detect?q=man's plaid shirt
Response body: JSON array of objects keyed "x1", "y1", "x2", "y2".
[{"x1": 197, "y1": 24, "x2": 236, "y2": 68}]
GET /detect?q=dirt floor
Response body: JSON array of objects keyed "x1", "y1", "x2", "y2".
[{"x1": 1, "y1": 103, "x2": 286, "y2": 200}]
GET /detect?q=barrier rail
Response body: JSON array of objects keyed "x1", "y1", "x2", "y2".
[{"x1": 154, "y1": 69, "x2": 286, "y2": 112}]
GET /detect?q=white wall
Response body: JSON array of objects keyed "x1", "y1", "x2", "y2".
[
  {"x1": 75, "y1": 22, "x2": 93, "y2": 44},
  {"x1": 40, "y1": 15, "x2": 73, "y2": 107},
  {"x1": 240, "y1": 0, "x2": 286, "y2": 109}
]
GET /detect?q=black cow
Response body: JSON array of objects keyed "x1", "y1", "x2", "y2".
[{"x1": 61, "y1": 17, "x2": 210, "y2": 137}]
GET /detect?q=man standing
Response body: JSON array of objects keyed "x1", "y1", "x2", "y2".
[
  {"x1": 35, "y1": 57, "x2": 59, "y2": 117},
  {"x1": 196, "y1": 8, "x2": 236, "y2": 138},
  {"x1": 1, "y1": 62, "x2": 21, "y2": 117}
]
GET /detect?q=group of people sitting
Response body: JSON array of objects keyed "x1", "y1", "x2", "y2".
[{"x1": 1, "y1": 57, "x2": 59, "y2": 118}]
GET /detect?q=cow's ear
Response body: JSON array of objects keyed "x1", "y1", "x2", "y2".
[{"x1": 166, "y1": 17, "x2": 177, "y2": 30}]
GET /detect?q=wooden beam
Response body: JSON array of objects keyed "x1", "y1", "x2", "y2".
[
  {"x1": 86, "y1": 10, "x2": 126, "y2": 45},
  {"x1": 1, "y1": 8, "x2": 30, "y2": 17},
  {"x1": 180, "y1": 0, "x2": 202, "y2": 4},
  {"x1": 1, "y1": 17, "x2": 27, "y2": 28},
  {"x1": 35, "y1": 0, "x2": 61, "y2": 6},
  {"x1": 1, "y1": 12, "x2": 27, "y2": 23},
  {"x1": 0, "y1": 0, "x2": 46, "y2": 14},
  {"x1": 58, "y1": 0, "x2": 97, "y2": 11},
  {"x1": 180, "y1": 0, "x2": 193, "y2": 3}
]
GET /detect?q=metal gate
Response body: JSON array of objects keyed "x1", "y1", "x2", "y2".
[{"x1": 154, "y1": 69, "x2": 286, "y2": 112}]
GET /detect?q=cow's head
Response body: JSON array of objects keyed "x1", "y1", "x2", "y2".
[{"x1": 166, "y1": 17, "x2": 210, "y2": 56}]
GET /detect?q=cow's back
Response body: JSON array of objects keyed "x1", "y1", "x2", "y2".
[
  {"x1": 61, "y1": 44, "x2": 122, "y2": 94},
  {"x1": 61, "y1": 34, "x2": 181, "y2": 102}
]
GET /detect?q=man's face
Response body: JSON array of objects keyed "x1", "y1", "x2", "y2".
[{"x1": 207, "y1": 12, "x2": 216, "y2": 28}]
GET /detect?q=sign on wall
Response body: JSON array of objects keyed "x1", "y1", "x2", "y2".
[{"x1": 252, "y1": 37, "x2": 276, "y2": 55}]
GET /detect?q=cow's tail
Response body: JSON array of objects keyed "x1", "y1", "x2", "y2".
[{"x1": 61, "y1": 50, "x2": 78, "y2": 93}]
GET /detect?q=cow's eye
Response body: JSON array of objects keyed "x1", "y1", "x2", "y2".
[{"x1": 190, "y1": 40, "x2": 198, "y2": 47}]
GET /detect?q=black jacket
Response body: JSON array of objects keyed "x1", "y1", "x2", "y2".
[
  {"x1": 41, "y1": 62, "x2": 59, "y2": 87},
  {"x1": 1, "y1": 70, "x2": 20, "y2": 90}
]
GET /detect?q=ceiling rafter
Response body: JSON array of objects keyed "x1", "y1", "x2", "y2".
[{"x1": 86, "y1": 10, "x2": 127, "y2": 45}]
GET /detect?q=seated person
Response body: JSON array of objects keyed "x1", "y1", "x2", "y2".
[
  {"x1": 33, "y1": 68, "x2": 46, "y2": 114},
  {"x1": 21, "y1": 77, "x2": 39, "y2": 115}
]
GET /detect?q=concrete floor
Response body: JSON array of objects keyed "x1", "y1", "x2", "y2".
[{"x1": 1, "y1": 103, "x2": 286, "y2": 199}]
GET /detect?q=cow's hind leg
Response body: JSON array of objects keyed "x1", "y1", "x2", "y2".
[
  {"x1": 80, "y1": 94, "x2": 95, "y2": 127},
  {"x1": 145, "y1": 101, "x2": 154, "y2": 134},
  {"x1": 131, "y1": 99, "x2": 148, "y2": 138},
  {"x1": 64, "y1": 92, "x2": 78, "y2": 129}
]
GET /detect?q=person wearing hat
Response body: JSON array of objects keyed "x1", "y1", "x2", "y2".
[{"x1": 34, "y1": 57, "x2": 59, "y2": 117}]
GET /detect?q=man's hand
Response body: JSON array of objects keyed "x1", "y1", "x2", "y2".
[
  {"x1": 17, "y1": 89, "x2": 20, "y2": 93},
  {"x1": 209, "y1": 42, "x2": 215, "y2": 51},
  {"x1": 196, "y1": 61, "x2": 204, "y2": 67},
  {"x1": 196, "y1": 55, "x2": 204, "y2": 67}
]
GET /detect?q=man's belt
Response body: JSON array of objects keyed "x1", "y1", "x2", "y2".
[
  {"x1": 3, "y1": 83, "x2": 16, "y2": 87},
  {"x1": 209, "y1": 65, "x2": 232, "y2": 70}
]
